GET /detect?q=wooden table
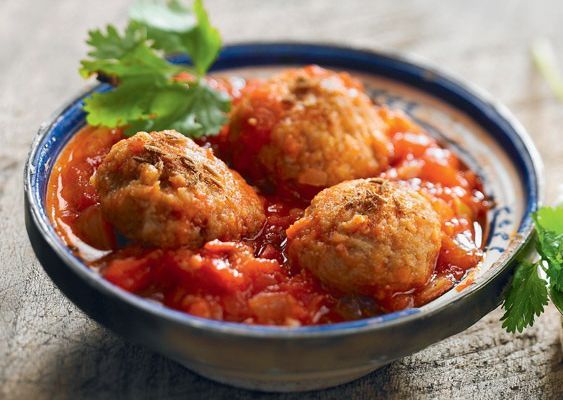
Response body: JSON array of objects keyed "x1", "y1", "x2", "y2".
[{"x1": 1, "y1": 0, "x2": 562, "y2": 398}]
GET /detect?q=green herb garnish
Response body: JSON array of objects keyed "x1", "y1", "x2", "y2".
[
  {"x1": 501, "y1": 206, "x2": 563, "y2": 332},
  {"x1": 80, "y1": 0, "x2": 230, "y2": 137},
  {"x1": 531, "y1": 38, "x2": 563, "y2": 102}
]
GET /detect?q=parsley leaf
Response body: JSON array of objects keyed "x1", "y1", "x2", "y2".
[
  {"x1": 79, "y1": 0, "x2": 229, "y2": 138},
  {"x1": 501, "y1": 261, "x2": 549, "y2": 333}
]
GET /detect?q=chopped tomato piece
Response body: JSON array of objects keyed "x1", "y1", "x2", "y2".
[
  {"x1": 74, "y1": 205, "x2": 116, "y2": 250},
  {"x1": 103, "y1": 257, "x2": 153, "y2": 293},
  {"x1": 420, "y1": 158, "x2": 468, "y2": 187},
  {"x1": 393, "y1": 131, "x2": 437, "y2": 160}
]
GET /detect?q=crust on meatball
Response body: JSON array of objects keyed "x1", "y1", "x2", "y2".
[
  {"x1": 286, "y1": 178, "x2": 441, "y2": 295},
  {"x1": 94, "y1": 130, "x2": 265, "y2": 248},
  {"x1": 228, "y1": 66, "x2": 392, "y2": 190}
]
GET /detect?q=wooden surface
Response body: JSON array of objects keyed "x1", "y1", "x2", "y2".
[{"x1": 1, "y1": 0, "x2": 563, "y2": 398}]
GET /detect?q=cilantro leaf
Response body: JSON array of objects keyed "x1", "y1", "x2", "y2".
[
  {"x1": 129, "y1": 1, "x2": 194, "y2": 55},
  {"x1": 534, "y1": 206, "x2": 563, "y2": 232},
  {"x1": 81, "y1": 39, "x2": 180, "y2": 82},
  {"x1": 501, "y1": 261, "x2": 549, "y2": 333},
  {"x1": 501, "y1": 206, "x2": 563, "y2": 333},
  {"x1": 168, "y1": 80, "x2": 230, "y2": 137},
  {"x1": 83, "y1": 24, "x2": 143, "y2": 63},
  {"x1": 131, "y1": 0, "x2": 221, "y2": 76},
  {"x1": 537, "y1": 230, "x2": 563, "y2": 289},
  {"x1": 84, "y1": 80, "x2": 157, "y2": 127},
  {"x1": 84, "y1": 78, "x2": 229, "y2": 137},
  {"x1": 550, "y1": 286, "x2": 563, "y2": 314},
  {"x1": 126, "y1": 80, "x2": 229, "y2": 137},
  {"x1": 130, "y1": 0, "x2": 195, "y2": 33},
  {"x1": 533, "y1": 206, "x2": 563, "y2": 290},
  {"x1": 182, "y1": 0, "x2": 222, "y2": 76},
  {"x1": 134, "y1": 23, "x2": 186, "y2": 56},
  {"x1": 79, "y1": 0, "x2": 229, "y2": 138}
]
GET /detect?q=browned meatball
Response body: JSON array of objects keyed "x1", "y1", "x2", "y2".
[
  {"x1": 228, "y1": 66, "x2": 392, "y2": 191},
  {"x1": 94, "y1": 130, "x2": 265, "y2": 248},
  {"x1": 286, "y1": 178, "x2": 441, "y2": 295}
]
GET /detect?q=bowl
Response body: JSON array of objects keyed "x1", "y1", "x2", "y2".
[{"x1": 24, "y1": 43, "x2": 542, "y2": 392}]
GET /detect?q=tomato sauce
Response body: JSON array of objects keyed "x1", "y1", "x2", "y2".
[{"x1": 46, "y1": 77, "x2": 490, "y2": 326}]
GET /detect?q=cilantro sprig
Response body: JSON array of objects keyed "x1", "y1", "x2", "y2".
[
  {"x1": 501, "y1": 206, "x2": 563, "y2": 332},
  {"x1": 80, "y1": 0, "x2": 230, "y2": 137}
]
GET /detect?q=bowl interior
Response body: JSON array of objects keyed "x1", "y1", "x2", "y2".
[{"x1": 26, "y1": 43, "x2": 541, "y2": 335}]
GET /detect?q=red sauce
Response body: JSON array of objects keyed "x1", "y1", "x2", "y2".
[{"x1": 46, "y1": 77, "x2": 490, "y2": 326}]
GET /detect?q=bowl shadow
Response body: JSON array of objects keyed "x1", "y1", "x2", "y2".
[{"x1": 43, "y1": 328, "x2": 405, "y2": 399}]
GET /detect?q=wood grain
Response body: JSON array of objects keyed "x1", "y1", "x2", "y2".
[{"x1": 1, "y1": 0, "x2": 562, "y2": 398}]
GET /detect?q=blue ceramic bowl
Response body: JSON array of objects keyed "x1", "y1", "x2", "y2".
[{"x1": 25, "y1": 43, "x2": 543, "y2": 392}]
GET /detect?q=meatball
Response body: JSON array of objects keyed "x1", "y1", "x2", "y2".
[
  {"x1": 94, "y1": 130, "x2": 265, "y2": 248},
  {"x1": 228, "y1": 65, "x2": 392, "y2": 191},
  {"x1": 286, "y1": 178, "x2": 441, "y2": 295}
]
